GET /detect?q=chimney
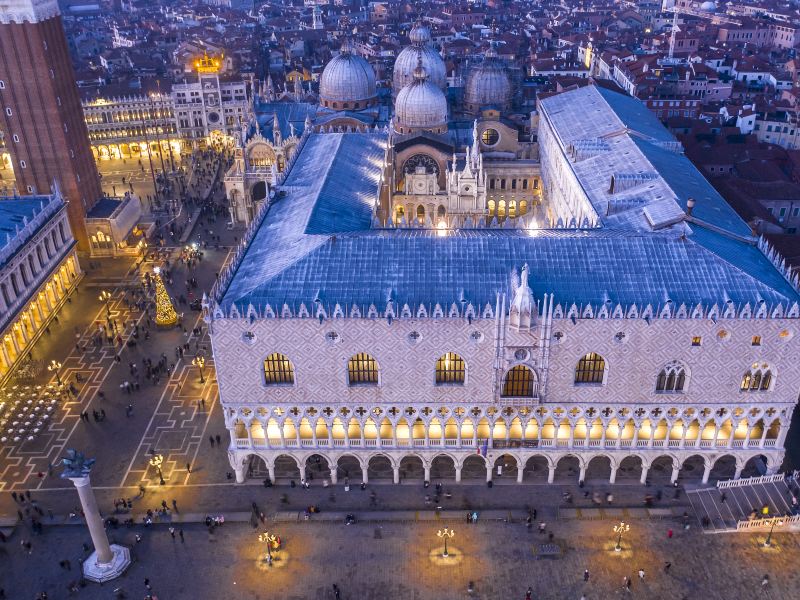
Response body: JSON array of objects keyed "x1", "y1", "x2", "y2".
[{"x1": 686, "y1": 197, "x2": 695, "y2": 216}]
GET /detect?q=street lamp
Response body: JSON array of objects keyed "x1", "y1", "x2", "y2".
[
  {"x1": 98, "y1": 290, "x2": 112, "y2": 317},
  {"x1": 192, "y1": 355, "x2": 206, "y2": 383},
  {"x1": 437, "y1": 527, "x2": 455, "y2": 558},
  {"x1": 613, "y1": 521, "x2": 630, "y2": 552},
  {"x1": 48, "y1": 360, "x2": 62, "y2": 386},
  {"x1": 149, "y1": 453, "x2": 165, "y2": 485},
  {"x1": 764, "y1": 518, "x2": 784, "y2": 547},
  {"x1": 258, "y1": 531, "x2": 278, "y2": 565}
]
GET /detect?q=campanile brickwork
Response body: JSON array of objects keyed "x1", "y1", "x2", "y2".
[{"x1": 0, "y1": 1, "x2": 103, "y2": 252}]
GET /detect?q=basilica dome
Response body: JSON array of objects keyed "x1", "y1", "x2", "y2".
[
  {"x1": 392, "y1": 21, "x2": 446, "y2": 96},
  {"x1": 394, "y1": 65, "x2": 448, "y2": 135},
  {"x1": 464, "y1": 49, "x2": 512, "y2": 114},
  {"x1": 393, "y1": 46, "x2": 447, "y2": 96},
  {"x1": 408, "y1": 20, "x2": 431, "y2": 45},
  {"x1": 319, "y1": 48, "x2": 377, "y2": 111}
]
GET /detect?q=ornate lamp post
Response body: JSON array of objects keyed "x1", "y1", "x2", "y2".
[
  {"x1": 59, "y1": 450, "x2": 130, "y2": 582},
  {"x1": 258, "y1": 531, "x2": 278, "y2": 565},
  {"x1": 149, "y1": 453, "x2": 165, "y2": 485},
  {"x1": 98, "y1": 290, "x2": 112, "y2": 317},
  {"x1": 764, "y1": 518, "x2": 784, "y2": 547},
  {"x1": 48, "y1": 360, "x2": 62, "y2": 386},
  {"x1": 437, "y1": 527, "x2": 455, "y2": 558},
  {"x1": 192, "y1": 355, "x2": 206, "y2": 383},
  {"x1": 613, "y1": 521, "x2": 630, "y2": 552}
]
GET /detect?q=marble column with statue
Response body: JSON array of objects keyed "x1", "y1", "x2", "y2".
[{"x1": 59, "y1": 449, "x2": 131, "y2": 582}]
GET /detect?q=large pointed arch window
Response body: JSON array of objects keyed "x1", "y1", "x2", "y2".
[
  {"x1": 263, "y1": 353, "x2": 294, "y2": 385},
  {"x1": 348, "y1": 353, "x2": 378, "y2": 386},
  {"x1": 656, "y1": 361, "x2": 687, "y2": 393},
  {"x1": 741, "y1": 363, "x2": 773, "y2": 391},
  {"x1": 435, "y1": 352, "x2": 465, "y2": 385},
  {"x1": 502, "y1": 365, "x2": 536, "y2": 397},
  {"x1": 574, "y1": 352, "x2": 606, "y2": 385}
]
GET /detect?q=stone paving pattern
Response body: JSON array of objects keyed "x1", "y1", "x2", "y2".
[{"x1": 1, "y1": 519, "x2": 798, "y2": 599}]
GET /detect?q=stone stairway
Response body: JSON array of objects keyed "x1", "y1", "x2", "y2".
[{"x1": 687, "y1": 475, "x2": 796, "y2": 532}]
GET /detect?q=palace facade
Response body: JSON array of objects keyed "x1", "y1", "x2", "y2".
[{"x1": 206, "y1": 32, "x2": 800, "y2": 487}]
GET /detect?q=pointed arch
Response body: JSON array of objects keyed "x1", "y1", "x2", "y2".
[
  {"x1": 263, "y1": 352, "x2": 294, "y2": 384},
  {"x1": 501, "y1": 365, "x2": 537, "y2": 397},
  {"x1": 574, "y1": 352, "x2": 606, "y2": 384}
]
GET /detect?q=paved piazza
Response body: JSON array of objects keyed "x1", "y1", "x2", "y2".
[{"x1": 2, "y1": 519, "x2": 799, "y2": 599}]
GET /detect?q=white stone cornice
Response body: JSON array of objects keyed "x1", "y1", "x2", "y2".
[{"x1": 0, "y1": 0, "x2": 60, "y2": 24}]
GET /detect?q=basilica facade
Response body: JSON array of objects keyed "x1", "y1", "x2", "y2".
[{"x1": 208, "y1": 31, "x2": 800, "y2": 487}]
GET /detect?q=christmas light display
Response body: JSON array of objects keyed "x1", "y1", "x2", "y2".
[{"x1": 153, "y1": 267, "x2": 178, "y2": 327}]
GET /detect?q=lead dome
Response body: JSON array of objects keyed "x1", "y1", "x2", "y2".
[
  {"x1": 393, "y1": 21, "x2": 446, "y2": 96},
  {"x1": 464, "y1": 48, "x2": 512, "y2": 114},
  {"x1": 394, "y1": 65, "x2": 448, "y2": 135},
  {"x1": 319, "y1": 46, "x2": 378, "y2": 111}
]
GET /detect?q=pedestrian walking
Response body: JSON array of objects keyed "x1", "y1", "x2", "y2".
[
  {"x1": 215, "y1": 434, "x2": 221, "y2": 445},
  {"x1": 761, "y1": 574, "x2": 769, "y2": 587},
  {"x1": 720, "y1": 492, "x2": 727, "y2": 503},
  {"x1": 538, "y1": 522, "x2": 546, "y2": 534},
  {"x1": 584, "y1": 569, "x2": 590, "y2": 582},
  {"x1": 169, "y1": 527, "x2": 175, "y2": 540},
  {"x1": 172, "y1": 499, "x2": 178, "y2": 512},
  {"x1": 525, "y1": 587, "x2": 532, "y2": 600},
  {"x1": 186, "y1": 462, "x2": 192, "y2": 473},
  {"x1": 209, "y1": 436, "x2": 214, "y2": 447},
  {"x1": 664, "y1": 562, "x2": 671, "y2": 573},
  {"x1": 332, "y1": 584, "x2": 341, "y2": 600},
  {"x1": 638, "y1": 568, "x2": 645, "y2": 581},
  {"x1": 625, "y1": 576, "x2": 632, "y2": 592},
  {"x1": 667, "y1": 528, "x2": 673, "y2": 539},
  {"x1": 144, "y1": 578, "x2": 151, "y2": 590},
  {"x1": 179, "y1": 529, "x2": 184, "y2": 543}
]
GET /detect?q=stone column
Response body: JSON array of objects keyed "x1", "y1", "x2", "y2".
[
  {"x1": 485, "y1": 463, "x2": 492, "y2": 483},
  {"x1": 234, "y1": 464, "x2": 245, "y2": 484},
  {"x1": 455, "y1": 466, "x2": 462, "y2": 482},
  {"x1": 701, "y1": 462, "x2": 712, "y2": 484},
  {"x1": 424, "y1": 464, "x2": 431, "y2": 482},
  {"x1": 578, "y1": 465, "x2": 586, "y2": 483},
  {"x1": 393, "y1": 465, "x2": 400, "y2": 484},
  {"x1": 362, "y1": 465, "x2": 368, "y2": 485},
  {"x1": 609, "y1": 465, "x2": 617, "y2": 485},
  {"x1": 733, "y1": 464, "x2": 743, "y2": 480},
  {"x1": 547, "y1": 465, "x2": 555, "y2": 484},
  {"x1": 70, "y1": 476, "x2": 113, "y2": 564},
  {"x1": 640, "y1": 465, "x2": 649, "y2": 485},
  {"x1": 516, "y1": 467, "x2": 524, "y2": 483},
  {"x1": 268, "y1": 464, "x2": 276, "y2": 484},
  {"x1": 670, "y1": 466, "x2": 680, "y2": 484},
  {"x1": 67, "y1": 475, "x2": 130, "y2": 582}
]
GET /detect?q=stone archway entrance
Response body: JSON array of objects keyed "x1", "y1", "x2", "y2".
[
  {"x1": 305, "y1": 454, "x2": 331, "y2": 482},
  {"x1": 336, "y1": 455, "x2": 363, "y2": 483},
  {"x1": 399, "y1": 455, "x2": 425, "y2": 481},
  {"x1": 522, "y1": 456, "x2": 549, "y2": 481},
  {"x1": 430, "y1": 455, "x2": 456, "y2": 480},
  {"x1": 462, "y1": 455, "x2": 488, "y2": 480},
  {"x1": 681, "y1": 455, "x2": 705, "y2": 483},
  {"x1": 273, "y1": 454, "x2": 300, "y2": 481},
  {"x1": 741, "y1": 454, "x2": 768, "y2": 478},
  {"x1": 616, "y1": 456, "x2": 643, "y2": 483},
  {"x1": 492, "y1": 454, "x2": 518, "y2": 481},
  {"x1": 367, "y1": 455, "x2": 394, "y2": 480},
  {"x1": 709, "y1": 455, "x2": 736, "y2": 482},
  {"x1": 554, "y1": 455, "x2": 580, "y2": 482},
  {"x1": 585, "y1": 456, "x2": 612, "y2": 482},
  {"x1": 246, "y1": 455, "x2": 269, "y2": 480}
]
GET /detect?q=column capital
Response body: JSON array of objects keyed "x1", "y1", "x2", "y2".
[{"x1": 68, "y1": 475, "x2": 92, "y2": 488}]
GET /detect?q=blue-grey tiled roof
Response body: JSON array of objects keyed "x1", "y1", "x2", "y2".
[
  {"x1": 220, "y1": 131, "x2": 800, "y2": 314},
  {"x1": 0, "y1": 196, "x2": 52, "y2": 252}
]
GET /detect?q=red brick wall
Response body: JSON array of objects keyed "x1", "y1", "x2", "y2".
[{"x1": 0, "y1": 15, "x2": 102, "y2": 252}]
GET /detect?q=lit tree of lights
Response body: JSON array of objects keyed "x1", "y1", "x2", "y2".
[{"x1": 153, "y1": 267, "x2": 178, "y2": 327}]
